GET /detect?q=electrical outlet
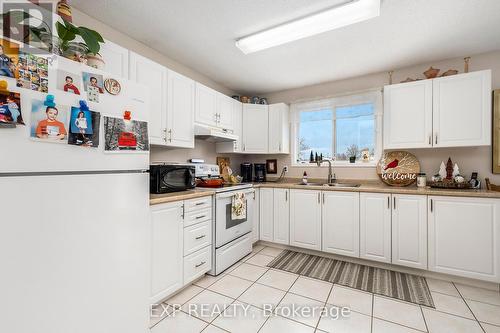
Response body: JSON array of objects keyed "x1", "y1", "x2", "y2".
[{"x1": 283, "y1": 165, "x2": 289, "y2": 173}]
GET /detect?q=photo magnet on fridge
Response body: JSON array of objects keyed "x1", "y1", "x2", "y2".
[
  {"x1": 16, "y1": 52, "x2": 49, "y2": 93},
  {"x1": 82, "y1": 72, "x2": 104, "y2": 93},
  {"x1": 57, "y1": 70, "x2": 82, "y2": 95},
  {"x1": 87, "y1": 85, "x2": 99, "y2": 103},
  {"x1": 30, "y1": 95, "x2": 69, "y2": 143},
  {"x1": 0, "y1": 38, "x2": 19, "y2": 78},
  {"x1": 68, "y1": 101, "x2": 100, "y2": 148},
  {"x1": 0, "y1": 81, "x2": 24, "y2": 127},
  {"x1": 103, "y1": 115, "x2": 149, "y2": 152}
]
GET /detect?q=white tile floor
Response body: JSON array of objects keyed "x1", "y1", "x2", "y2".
[{"x1": 151, "y1": 245, "x2": 500, "y2": 333}]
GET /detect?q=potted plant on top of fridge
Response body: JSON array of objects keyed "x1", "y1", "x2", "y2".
[
  {"x1": 56, "y1": 19, "x2": 104, "y2": 65},
  {"x1": 346, "y1": 144, "x2": 359, "y2": 163}
]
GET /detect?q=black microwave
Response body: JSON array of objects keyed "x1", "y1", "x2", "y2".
[{"x1": 150, "y1": 164, "x2": 196, "y2": 194}]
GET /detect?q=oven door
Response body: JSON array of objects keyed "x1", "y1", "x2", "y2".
[{"x1": 215, "y1": 188, "x2": 254, "y2": 248}]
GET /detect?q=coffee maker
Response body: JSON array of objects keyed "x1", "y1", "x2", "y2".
[
  {"x1": 240, "y1": 163, "x2": 253, "y2": 183},
  {"x1": 254, "y1": 163, "x2": 266, "y2": 182}
]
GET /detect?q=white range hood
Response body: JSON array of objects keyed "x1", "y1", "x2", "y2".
[{"x1": 194, "y1": 124, "x2": 238, "y2": 142}]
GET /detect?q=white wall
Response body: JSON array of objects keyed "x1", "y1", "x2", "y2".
[{"x1": 246, "y1": 50, "x2": 500, "y2": 184}]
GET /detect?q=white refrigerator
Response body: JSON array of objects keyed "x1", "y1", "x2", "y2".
[{"x1": 0, "y1": 55, "x2": 151, "y2": 333}]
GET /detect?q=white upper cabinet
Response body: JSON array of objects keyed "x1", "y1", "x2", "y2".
[
  {"x1": 360, "y1": 193, "x2": 392, "y2": 263},
  {"x1": 242, "y1": 104, "x2": 269, "y2": 153},
  {"x1": 392, "y1": 194, "x2": 427, "y2": 270},
  {"x1": 384, "y1": 80, "x2": 433, "y2": 149},
  {"x1": 428, "y1": 196, "x2": 500, "y2": 283},
  {"x1": 273, "y1": 189, "x2": 290, "y2": 245},
  {"x1": 216, "y1": 99, "x2": 243, "y2": 153},
  {"x1": 259, "y1": 188, "x2": 274, "y2": 242},
  {"x1": 166, "y1": 70, "x2": 195, "y2": 148},
  {"x1": 433, "y1": 70, "x2": 491, "y2": 147},
  {"x1": 216, "y1": 93, "x2": 234, "y2": 130},
  {"x1": 129, "y1": 52, "x2": 167, "y2": 145},
  {"x1": 100, "y1": 40, "x2": 129, "y2": 79},
  {"x1": 195, "y1": 83, "x2": 218, "y2": 127},
  {"x1": 383, "y1": 70, "x2": 492, "y2": 149},
  {"x1": 322, "y1": 191, "x2": 360, "y2": 258},
  {"x1": 268, "y1": 103, "x2": 290, "y2": 154},
  {"x1": 290, "y1": 190, "x2": 322, "y2": 251}
]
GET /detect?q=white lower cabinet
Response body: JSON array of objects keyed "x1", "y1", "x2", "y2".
[
  {"x1": 251, "y1": 188, "x2": 260, "y2": 243},
  {"x1": 322, "y1": 191, "x2": 360, "y2": 258},
  {"x1": 259, "y1": 188, "x2": 289, "y2": 244},
  {"x1": 290, "y1": 190, "x2": 322, "y2": 250},
  {"x1": 150, "y1": 197, "x2": 213, "y2": 303},
  {"x1": 392, "y1": 194, "x2": 427, "y2": 270},
  {"x1": 150, "y1": 201, "x2": 184, "y2": 303},
  {"x1": 360, "y1": 193, "x2": 392, "y2": 263},
  {"x1": 259, "y1": 188, "x2": 274, "y2": 242},
  {"x1": 428, "y1": 196, "x2": 500, "y2": 282},
  {"x1": 273, "y1": 189, "x2": 290, "y2": 245}
]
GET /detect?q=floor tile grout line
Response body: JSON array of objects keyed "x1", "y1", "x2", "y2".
[
  {"x1": 370, "y1": 292, "x2": 374, "y2": 333},
  {"x1": 453, "y1": 282, "x2": 487, "y2": 333},
  {"x1": 374, "y1": 317, "x2": 428, "y2": 333},
  {"x1": 419, "y1": 305, "x2": 430, "y2": 332},
  {"x1": 315, "y1": 282, "x2": 334, "y2": 332}
]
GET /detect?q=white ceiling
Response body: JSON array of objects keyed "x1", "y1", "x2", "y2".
[{"x1": 72, "y1": 0, "x2": 500, "y2": 95}]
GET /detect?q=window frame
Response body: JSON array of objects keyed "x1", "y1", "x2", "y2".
[{"x1": 290, "y1": 90, "x2": 383, "y2": 168}]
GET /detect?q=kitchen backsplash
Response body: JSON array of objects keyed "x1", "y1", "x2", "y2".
[{"x1": 236, "y1": 146, "x2": 496, "y2": 184}]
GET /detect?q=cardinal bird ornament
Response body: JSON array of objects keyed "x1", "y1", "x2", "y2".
[{"x1": 384, "y1": 159, "x2": 399, "y2": 170}]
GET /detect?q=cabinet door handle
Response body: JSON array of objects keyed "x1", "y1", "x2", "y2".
[
  {"x1": 322, "y1": 193, "x2": 325, "y2": 204},
  {"x1": 195, "y1": 215, "x2": 206, "y2": 220},
  {"x1": 168, "y1": 129, "x2": 172, "y2": 142},
  {"x1": 195, "y1": 235, "x2": 206, "y2": 240},
  {"x1": 435, "y1": 134, "x2": 438, "y2": 145},
  {"x1": 387, "y1": 196, "x2": 390, "y2": 209},
  {"x1": 195, "y1": 202, "x2": 205, "y2": 206},
  {"x1": 428, "y1": 135, "x2": 431, "y2": 145},
  {"x1": 195, "y1": 261, "x2": 206, "y2": 268},
  {"x1": 285, "y1": 191, "x2": 288, "y2": 201},
  {"x1": 318, "y1": 192, "x2": 320, "y2": 204},
  {"x1": 430, "y1": 199, "x2": 433, "y2": 212},
  {"x1": 393, "y1": 197, "x2": 396, "y2": 210}
]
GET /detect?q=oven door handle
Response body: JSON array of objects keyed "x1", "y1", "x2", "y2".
[{"x1": 216, "y1": 189, "x2": 255, "y2": 199}]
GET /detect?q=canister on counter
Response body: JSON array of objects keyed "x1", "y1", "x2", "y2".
[{"x1": 417, "y1": 173, "x2": 427, "y2": 188}]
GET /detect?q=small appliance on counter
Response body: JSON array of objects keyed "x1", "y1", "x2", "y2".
[
  {"x1": 150, "y1": 163, "x2": 196, "y2": 194},
  {"x1": 254, "y1": 163, "x2": 266, "y2": 182},
  {"x1": 240, "y1": 163, "x2": 253, "y2": 183}
]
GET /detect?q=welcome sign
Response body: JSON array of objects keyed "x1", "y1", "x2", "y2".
[{"x1": 376, "y1": 151, "x2": 420, "y2": 187}]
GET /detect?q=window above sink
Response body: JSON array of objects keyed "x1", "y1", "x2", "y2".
[{"x1": 290, "y1": 90, "x2": 383, "y2": 167}]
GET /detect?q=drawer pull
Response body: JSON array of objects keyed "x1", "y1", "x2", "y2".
[
  {"x1": 195, "y1": 202, "x2": 205, "y2": 206},
  {"x1": 195, "y1": 235, "x2": 206, "y2": 240},
  {"x1": 195, "y1": 261, "x2": 206, "y2": 268},
  {"x1": 195, "y1": 215, "x2": 206, "y2": 220}
]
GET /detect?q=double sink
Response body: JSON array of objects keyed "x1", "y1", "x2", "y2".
[{"x1": 296, "y1": 182, "x2": 361, "y2": 188}]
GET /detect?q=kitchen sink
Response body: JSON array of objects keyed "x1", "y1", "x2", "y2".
[
  {"x1": 296, "y1": 182, "x2": 324, "y2": 186},
  {"x1": 327, "y1": 183, "x2": 361, "y2": 188}
]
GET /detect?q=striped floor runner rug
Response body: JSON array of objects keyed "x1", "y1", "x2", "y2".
[{"x1": 268, "y1": 250, "x2": 434, "y2": 307}]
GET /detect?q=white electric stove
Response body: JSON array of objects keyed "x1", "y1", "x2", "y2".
[{"x1": 194, "y1": 164, "x2": 255, "y2": 275}]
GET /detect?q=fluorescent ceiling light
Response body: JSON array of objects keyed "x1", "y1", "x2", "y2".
[{"x1": 235, "y1": 0, "x2": 380, "y2": 54}]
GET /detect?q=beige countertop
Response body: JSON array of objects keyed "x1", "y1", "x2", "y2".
[
  {"x1": 150, "y1": 189, "x2": 215, "y2": 205},
  {"x1": 252, "y1": 179, "x2": 500, "y2": 199},
  {"x1": 149, "y1": 179, "x2": 500, "y2": 205}
]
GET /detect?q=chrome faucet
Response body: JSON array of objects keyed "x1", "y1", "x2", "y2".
[{"x1": 317, "y1": 159, "x2": 336, "y2": 184}]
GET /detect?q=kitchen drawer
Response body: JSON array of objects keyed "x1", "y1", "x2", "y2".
[
  {"x1": 184, "y1": 246, "x2": 212, "y2": 285},
  {"x1": 184, "y1": 220, "x2": 212, "y2": 256},
  {"x1": 184, "y1": 207, "x2": 211, "y2": 228},
  {"x1": 185, "y1": 197, "x2": 212, "y2": 212}
]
